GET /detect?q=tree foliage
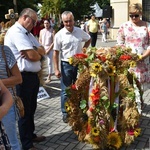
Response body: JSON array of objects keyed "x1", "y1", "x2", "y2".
[
  {"x1": 0, "y1": 0, "x2": 41, "y2": 22},
  {"x1": 40, "y1": 0, "x2": 110, "y2": 21},
  {"x1": 0, "y1": 0, "x2": 110, "y2": 22}
]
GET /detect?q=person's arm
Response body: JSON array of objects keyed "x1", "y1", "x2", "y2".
[
  {"x1": 0, "y1": 80, "x2": 13, "y2": 120},
  {"x1": 39, "y1": 30, "x2": 42, "y2": 45},
  {"x1": 45, "y1": 43, "x2": 54, "y2": 54},
  {"x1": 83, "y1": 38, "x2": 91, "y2": 48},
  {"x1": 53, "y1": 50, "x2": 61, "y2": 78},
  {"x1": 97, "y1": 21, "x2": 100, "y2": 31},
  {"x1": 141, "y1": 49, "x2": 150, "y2": 59},
  {"x1": 20, "y1": 45, "x2": 45, "y2": 62},
  {"x1": 86, "y1": 23, "x2": 90, "y2": 34},
  {"x1": 1, "y1": 63, "x2": 22, "y2": 88}
]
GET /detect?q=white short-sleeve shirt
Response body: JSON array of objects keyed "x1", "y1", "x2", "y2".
[
  {"x1": 53, "y1": 26, "x2": 90, "y2": 62},
  {"x1": 4, "y1": 22, "x2": 41, "y2": 72}
]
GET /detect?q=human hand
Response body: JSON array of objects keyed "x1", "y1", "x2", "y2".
[
  {"x1": 55, "y1": 70, "x2": 61, "y2": 78},
  {"x1": 20, "y1": 51, "x2": 27, "y2": 59}
]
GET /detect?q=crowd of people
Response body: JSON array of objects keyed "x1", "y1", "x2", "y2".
[
  {"x1": 0, "y1": 2, "x2": 150, "y2": 150},
  {"x1": 79, "y1": 16, "x2": 110, "y2": 44}
]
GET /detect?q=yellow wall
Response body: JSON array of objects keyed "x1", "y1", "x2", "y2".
[{"x1": 110, "y1": 0, "x2": 142, "y2": 39}]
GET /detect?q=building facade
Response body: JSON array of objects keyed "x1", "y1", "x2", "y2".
[{"x1": 110, "y1": 0, "x2": 150, "y2": 39}]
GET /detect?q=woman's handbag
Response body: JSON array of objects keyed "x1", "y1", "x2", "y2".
[{"x1": 1, "y1": 46, "x2": 24, "y2": 118}]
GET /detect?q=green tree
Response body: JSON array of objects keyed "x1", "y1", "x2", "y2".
[
  {"x1": 40, "y1": 0, "x2": 110, "y2": 21},
  {"x1": 0, "y1": 0, "x2": 41, "y2": 22}
]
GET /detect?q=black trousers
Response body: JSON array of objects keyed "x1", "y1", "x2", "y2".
[
  {"x1": 89, "y1": 32, "x2": 98, "y2": 47},
  {"x1": 16, "y1": 72, "x2": 40, "y2": 150}
]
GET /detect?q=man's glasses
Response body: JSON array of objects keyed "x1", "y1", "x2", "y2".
[
  {"x1": 27, "y1": 16, "x2": 37, "y2": 26},
  {"x1": 64, "y1": 20, "x2": 73, "y2": 23},
  {"x1": 129, "y1": 14, "x2": 140, "y2": 18}
]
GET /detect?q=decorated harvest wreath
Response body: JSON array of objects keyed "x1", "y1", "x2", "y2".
[{"x1": 65, "y1": 46, "x2": 143, "y2": 150}]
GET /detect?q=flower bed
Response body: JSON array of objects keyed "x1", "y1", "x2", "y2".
[{"x1": 65, "y1": 46, "x2": 143, "y2": 149}]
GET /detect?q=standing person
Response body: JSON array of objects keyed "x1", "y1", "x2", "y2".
[
  {"x1": 87, "y1": 14, "x2": 100, "y2": 47},
  {"x1": 117, "y1": 3, "x2": 150, "y2": 92},
  {"x1": 39, "y1": 19, "x2": 55, "y2": 83},
  {"x1": 0, "y1": 44, "x2": 22, "y2": 150},
  {"x1": 4, "y1": 8, "x2": 46, "y2": 150},
  {"x1": 100, "y1": 18, "x2": 108, "y2": 42},
  {"x1": 80, "y1": 21, "x2": 85, "y2": 31},
  {"x1": 84, "y1": 18, "x2": 89, "y2": 33},
  {"x1": 0, "y1": 80, "x2": 13, "y2": 150},
  {"x1": 53, "y1": 11, "x2": 91, "y2": 123}
]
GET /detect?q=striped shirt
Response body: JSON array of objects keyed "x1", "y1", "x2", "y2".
[{"x1": 0, "y1": 45, "x2": 16, "y2": 94}]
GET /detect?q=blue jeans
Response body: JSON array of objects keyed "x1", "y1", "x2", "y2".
[
  {"x1": 2, "y1": 104, "x2": 21, "y2": 150},
  {"x1": 60, "y1": 61, "x2": 78, "y2": 116}
]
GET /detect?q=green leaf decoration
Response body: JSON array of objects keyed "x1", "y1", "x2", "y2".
[
  {"x1": 65, "y1": 88, "x2": 71, "y2": 97},
  {"x1": 112, "y1": 102, "x2": 118, "y2": 109},
  {"x1": 80, "y1": 100, "x2": 87, "y2": 109},
  {"x1": 101, "y1": 96, "x2": 109, "y2": 101},
  {"x1": 86, "y1": 53, "x2": 95, "y2": 62},
  {"x1": 104, "y1": 101, "x2": 110, "y2": 109}
]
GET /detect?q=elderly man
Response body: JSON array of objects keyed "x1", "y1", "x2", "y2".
[
  {"x1": 53, "y1": 11, "x2": 91, "y2": 123},
  {"x1": 4, "y1": 8, "x2": 45, "y2": 150}
]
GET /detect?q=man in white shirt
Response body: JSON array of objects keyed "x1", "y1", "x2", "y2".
[
  {"x1": 53, "y1": 11, "x2": 91, "y2": 123},
  {"x1": 4, "y1": 8, "x2": 45, "y2": 150}
]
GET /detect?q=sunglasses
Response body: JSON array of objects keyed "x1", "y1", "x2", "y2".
[{"x1": 129, "y1": 14, "x2": 140, "y2": 18}]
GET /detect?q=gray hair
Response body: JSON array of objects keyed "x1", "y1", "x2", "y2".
[
  {"x1": 61, "y1": 11, "x2": 74, "y2": 20},
  {"x1": 19, "y1": 8, "x2": 37, "y2": 17}
]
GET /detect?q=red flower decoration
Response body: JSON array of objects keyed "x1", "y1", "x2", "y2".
[
  {"x1": 86, "y1": 124, "x2": 91, "y2": 134},
  {"x1": 91, "y1": 86, "x2": 100, "y2": 105},
  {"x1": 119, "y1": 55, "x2": 132, "y2": 60},
  {"x1": 89, "y1": 107, "x2": 94, "y2": 112},
  {"x1": 127, "y1": 129, "x2": 134, "y2": 135},
  {"x1": 74, "y1": 53, "x2": 88, "y2": 59},
  {"x1": 91, "y1": 95, "x2": 99, "y2": 105},
  {"x1": 71, "y1": 84, "x2": 77, "y2": 90},
  {"x1": 97, "y1": 55, "x2": 106, "y2": 62}
]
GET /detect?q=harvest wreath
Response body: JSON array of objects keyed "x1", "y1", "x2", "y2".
[{"x1": 65, "y1": 46, "x2": 143, "y2": 149}]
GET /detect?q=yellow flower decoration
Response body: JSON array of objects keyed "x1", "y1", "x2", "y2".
[
  {"x1": 68, "y1": 57, "x2": 73, "y2": 65},
  {"x1": 134, "y1": 128, "x2": 141, "y2": 137},
  {"x1": 138, "y1": 54, "x2": 142, "y2": 60},
  {"x1": 90, "y1": 71, "x2": 96, "y2": 77},
  {"x1": 91, "y1": 127, "x2": 100, "y2": 136},
  {"x1": 107, "y1": 132, "x2": 122, "y2": 149},
  {"x1": 65, "y1": 102, "x2": 71, "y2": 112},
  {"x1": 130, "y1": 61, "x2": 136, "y2": 67},
  {"x1": 107, "y1": 65, "x2": 116, "y2": 76},
  {"x1": 91, "y1": 63, "x2": 102, "y2": 73}
]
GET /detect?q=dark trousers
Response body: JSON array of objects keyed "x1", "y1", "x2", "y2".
[
  {"x1": 89, "y1": 32, "x2": 98, "y2": 47},
  {"x1": 16, "y1": 72, "x2": 40, "y2": 150}
]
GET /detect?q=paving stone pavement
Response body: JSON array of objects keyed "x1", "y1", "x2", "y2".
[{"x1": 31, "y1": 35, "x2": 150, "y2": 150}]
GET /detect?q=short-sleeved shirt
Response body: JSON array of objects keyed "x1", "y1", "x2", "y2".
[
  {"x1": 87, "y1": 19, "x2": 99, "y2": 33},
  {"x1": 4, "y1": 22, "x2": 41, "y2": 72},
  {"x1": 40, "y1": 28, "x2": 54, "y2": 50},
  {"x1": 53, "y1": 26, "x2": 90, "y2": 62},
  {"x1": 0, "y1": 45, "x2": 16, "y2": 94}
]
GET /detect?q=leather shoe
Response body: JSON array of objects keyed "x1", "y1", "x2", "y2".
[
  {"x1": 62, "y1": 115, "x2": 69, "y2": 123},
  {"x1": 32, "y1": 135, "x2": 46, "y2": 142}
]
